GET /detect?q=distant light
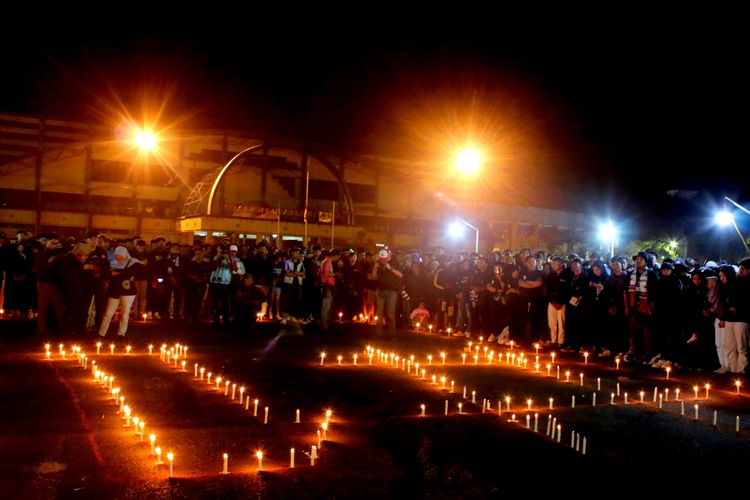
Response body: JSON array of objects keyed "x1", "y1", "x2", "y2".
[
  {"x1": 272, "y1": 234, "x2": 278, "y2": 238},
  {"x1": 716, "y1": 211, "x2": 734, "y2": 226},
  {"x1": 599, "y1": 221, "x2": 616, "y2": 241},
  {"x1": 134, "y1": 130, "x2": 157, "y2": 151},
  {"x1": 448, "y1": 221, "x2": 465, "y2": 238},
  {"x1": 669, "y1": 240, "x2": 678, "y2": 249},
  {"x1": 455, "y1": 148, "x2": 481, "y2": 176}
]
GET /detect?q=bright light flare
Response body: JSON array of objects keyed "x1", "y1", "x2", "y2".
[
  {"x1": 716, "y1": 211, "x2": 734, "y2": 226},
  {"x1": 448, "y1": 221, "x2": 465, "y2": 238},
  {"x1": 454, "y1": 148, "x2": 481, "y2": 176},
  {"x1": 134, "y1": 130, "x2": 157, "y2": 151},
  {"x1": 599, "y1": 221, "x2": 616, "y2": 241}
]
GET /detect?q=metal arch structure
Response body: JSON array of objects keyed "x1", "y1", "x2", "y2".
[{"x1": 193, "y1": 144, "x2": 354, "y2": 224}]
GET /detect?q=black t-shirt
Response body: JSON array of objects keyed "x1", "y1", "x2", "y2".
[
  {"x1": 521, "y1": 269, "x2": 544, "y2": 300},
  {"x1": 544, "y1": 268, "x2": 573, "y2": 306},
  {"x1": 376, "y1": 264, "x2": 402, "y2": 291}
]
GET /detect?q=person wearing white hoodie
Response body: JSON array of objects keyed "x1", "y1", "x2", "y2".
[{"x1": 99, "y1": 246, "x2": 144, "y2": 337}]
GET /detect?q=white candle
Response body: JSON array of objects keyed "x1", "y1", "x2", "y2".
[
  {"x1": 451, "y1": 381, "x2": 454, "y2": 393},
  {"x1": 582, "y1": 437, "x2": 587, "y2": 455},
  {"x1": 736, "y1": 416, "x2": 741, "y2": 433},
  {"x1": 571, "y1": 431, "x2": 575, "y2": 448},
  {"x1": 458, "y1": 402, "x2": 463, "y2": 415},
  {"x1": 311, "y1": 446, "x2": 317, "y2": 466},
  {"x1": 445, "y1": 400, "x2": 449, "y2": 416},
  {"x1": 665, "y1": 388, "x2": 669, "y2": 401},
  {"x1": 96, "y1": 342, "x2": 101, "y2": 354},
  {"x1": 534, "y1": 413, "x2": 538, "y2": 432},
  {"x1": 420, "y1": 404, "x2": 426, "y2": 417},
  {"x1": 549, "y1": 397, "x2": 554, "y2": 410},
  {"x1": 498, "y1": 401, "x2": 501, "y2": 415},
  {"x1": 462, "y1": 353, "x2": 466, "y2": 365},
  {"x1": 463, "y1": 386, "x2": 467, "y2": 399},
  {"x1": 659, "y1": 394, "x2": 663, "y2": 409},
  {"x1": 256, "y1": 451, "x2": 263, "y2": 471},
  {"x1": 139, "y1": 421, "x2": 145, "y2": 441},
  {"x1": 565, "y1": 370, "x2": 571, "y2": 382},
  {"x1": 505, "y1": 397, "x2": 511, "y2": 412},
  {"x1": 231, "y1": 384, "x2": 236, "y2": 400},
  {"x1": 290, "y1": 448, "x2": 295, "y2": 468},
  {"x1": 155, "y1": 447, "x2": 162, "y2": 465},
  {"x1": 526, "y1": 414, "x2": 530, "y2": 428},
  {"x1": 597, "y1": 377, "x2": 601, "y2": 391},
  {"x1": 245, "y1": 395, "x2": 250, "y2": 410},
  {"x1": 110, "y1": 344, "x2": 114, "y2": 355},
  {"x1": 181, "y1": 360, "x2": 186, "y2": 372},
  {"x1": 223, "y1": 453, "x2": 229, "y2": 474},
  {"x1": 676, "y1": 388, "x2": 681, "y2": 400},
  {"x1": 557, "y1": 366, "x2": 560, "y2": 379},
  {"x1": 474, "y1": 355, "x2": 478, "y2": 365},
  {"x1": 264, "y1": 406, "x2": 269, "y2": 424},
  {"x1": 736, "y1": 380, "x2": 742, "y2": 395},
  {"x1": 653, "y1": 387, "x2": 658, "y2": 402},
  {"x1": 579, "y1": 373, "x2": 584, "y2": 387},
  {"x1": 693, "y1": 385, "x2": 699, "y2": 399},
  {"x1": 126, "y1": 345, "x2": 132, "y2": 355},
  {"x1": 296, "y1": 409, "x2": 300, "y2": 423},
  {"x1": 441, "y1": 352, "x2": 446, "y2": 365},
  {"x1": 681, "y1": 401, "x2": 685, "y2": 416},
  {"x1": 552, "y1": 417, "x2": 556, "y2": 437},
  {"x1": 481, "y1": 399, "x2": 486, "y2": 413},
  {"x1": 317, "y1": 430, "x2": 322, "y2": 448},
  {"x1": 527, "y1": 399, "x2": 532, "y2": 411},
  {"x1": 194, "y1": 364, "x2": 198, "y2": 377},
  {"x1": 616, "y1": 383, "x2": 620, "y2": 396},
  {"x1": 592, "y1": 393, "x2": 596, "y2": 406},
  {"x1": 353, "y1": 354, "x2": 358, "y2": 366},
  {"x1": 320, "y1": 352, "x2": 326, "y2": 366},
  {"x1": 337, "y1": 355, "x2": 342, "y2": 366},
  {"x1": 472, "y1": 391, "x2": 476, "y2": 404},
  {"x1": 167, "y1": 452, "x2": 174, "y2": 478},
  {"x1": 576, "y1": 433, "x2": 580, "y2": 452},
  {"x1": 584, "y1": 352, "x2": 589, "y2": 364},
  {"x1": 546, "y1": 364, "x2": 551, "y2": 377},
  {"x1": 705, "y1": 383, "x2": 711, "y2": 399},
  {"x1": 640, "y1": 391, "x2": 644, "y2": 403},
  {"x1": 695, "y1": 404, "x2": 699, "y2": 420},
  {"x1": 133, "y1": 417, "x2": 139, "y2": 435},
  {"x1": 239, "y1": 387, "x2": 245, "y2": 405},
  {"x1": 665, "y1": 367, "x2": 671, "y2": 379},
  {"x1": 713, "y1": 410, "x2": 717, "y2": 426},
  {"x1": 224, "y1": 381, "x2": 230, "y2": 396},
  {"x1": 571, "y1": 396, "x2": 575, "y2": 408},
  {"x1": 557, "y1": 425, "x2": 562, "y2": 443},
  {"x1": 149, "y1": 434, "x2": 156, "y2": 454},
  {"x1": 615, "y1": 357, "x2": 620, "y2": 370},
  {"x1": 254, "y1": 399, "x2": 259, "y2": 417},
  {"x1": 200, "y1": 368, "x2": 205, "y2": 380},
  {"x1": 624, "y1": 393, "x2": 628, "y2": 404}
]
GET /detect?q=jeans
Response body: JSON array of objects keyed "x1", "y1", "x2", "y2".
[
  {"x1": 98, "y1": 295, "x2": 136, "y2": 337},
  {"x1": 376, "y1": 289, "x2": 398, "y2": 335}
]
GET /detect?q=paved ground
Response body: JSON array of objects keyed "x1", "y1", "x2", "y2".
[{"x1": 1, "y1": 317, "x2": 749, "y2": 498}]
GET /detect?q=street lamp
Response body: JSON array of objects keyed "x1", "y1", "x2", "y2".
[
  {"x1": 454, "y1": 148, "x2": 481, "y2": 177},
  {"x1": 134, "y1": 130, "x2": 157, "y2": 151},
  {"x1": 449, "y1": 219, "x2": 479, "y2": 253},
  {"x1": 715, "y1": 210, "x2": 749, "y2": 253},
  {"x1": 599, "y1": 220, "x2": 616, "y2": 259}
]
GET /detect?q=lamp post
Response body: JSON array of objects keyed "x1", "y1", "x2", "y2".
[
  {"x1": 716, "y1": 210, "x2": 750, "y2": 254},
  {"x1": 599, "y1": 220, "x2": 616, "y2": 259},
  {"x1": 449, "y1": 219, "x2": 479, "y2": 253}
]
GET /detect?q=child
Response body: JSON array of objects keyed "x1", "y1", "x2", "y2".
[{"x1": 409, "y1": 302, "x2": 430, "y2": 327}]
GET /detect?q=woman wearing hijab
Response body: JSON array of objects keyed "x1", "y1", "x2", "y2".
[{"x1": 98, "y1": 246, "x2": 143, "y2": 337}]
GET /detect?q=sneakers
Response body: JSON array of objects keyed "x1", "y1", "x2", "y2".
[
  {"x1": 714, "y1": 366, "x2": 730, "y2": 374},
  {"x1": 652, "y1": 359, "x2": 666, "y2": 368},
  {"x1": 598, "y1": 349, "x2": 612, "y2": 359}
]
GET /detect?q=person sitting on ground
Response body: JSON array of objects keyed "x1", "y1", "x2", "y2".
[{"x1": 409, "y1": 301, "x2": 430, "y2": 327}]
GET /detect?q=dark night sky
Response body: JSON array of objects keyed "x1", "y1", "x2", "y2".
[{"x1": 1, "y1": 14, "x2": 746, "y2": 233}]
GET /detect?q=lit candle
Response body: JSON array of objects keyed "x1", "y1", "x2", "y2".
[
  {"x1": 551, "y1": 352, "x2": 556, "y2": 364},
  {"x1": 556, "y1": 366, "x2": 560, "y2": 379},
  {"x1": 221, "y1": 453, "x2": 229, "y2": 474},
  {"x1": 547, "y1": 415, "x2": 552, "y2": 436},
  {"x1": 317, "y1": 429, "x2": 322, "y2": 448},
  {"x1": 571, "y1": 396, "x2": 575, "y2": 408},
  {"x1": 256, "y1": 451, "x2": 263, "y2": 471},
  {"x1": 705, "y1": 383, "x2": 711, "y2": 399},
  {"x1": 583, "y1": 352, "x2": 589, "y2": 364},
  {"x1": 546, "y1": 364, "x2": 551, "y2": 377},
  {"x1": 659, "y1": 394, "x2": 663, "y2": 409},
  {"x1": 167, "y1": 452, "x2": 174, "y2": 478},
  {"x1": 420, "y1": 404, "x2": 426, "y2": 417},
  {"x1": 472, "y1": 391, "x2": 476, "y2": 404},
  {"x1": 110, "y1": 344, "x2": 115, "y2": 355},
  {"x1": 534, "y1": 413, "x2": 538, "y2": 432},
  {"x1": 535, "y1": 363, "x2": 540, "y2": 373},
  {"x1": 474, "y1": 355, "x2": 478, "y2": 365},
  {"x1": 445, "y1": 400, "x2": 449, "y2": 415},
  {"x1": 681, "y1": 401, "x2": 685, "y2": 416},
  {"x1": 96, "y1": 342, "x2": 101, "y2": 355},
  {"x1": 126, "y1": 345, "x2": 132, "y2": 355},
  {"x1": 694, "y1": 404, "x2": 699, "y2": 420},
  {"x1": 132, "y1": 417, "x2": 139, "y2": 435},
  {"x1": 194, "y1": 363, "x2": 198, "y2": 377},
  {"x1": 611, "y1": 392, "x2": 615, "y2": 404},
  {"x1": 534, "y1": 343, "x2": 540, "y2": 355},
  {"x1": 148, "y1": 433, "x2": 156, "y2": 454},
  {"x1": 527, "y1": 399, "x2": 532, "y2": 411},
  {"x1": 155, "y1": 447, "x2": 162, "y2": 465},
  {"x1": 737, "y1": 380, "x2": 742, "y2": 395},
  {"x1": 450, "y1": 380, "x2": 455, "y2": 393},
  {"x1": 579, "y1": 373, "x2": 584, "y2": 387},
  {"x1": 510, "y1": 341, "x2": 515, "y2": 351},
  {"x1": 427, "y1": 354, "x2": 433, "y2": 365},
  {"x1": 640, "y1": 391, "x2": 645, "y2": 403},
  {"x1": 432, "y1": 375, "x2": 436, "y2": 385},
  {"x1": 552, "y1": 417, "x2": 557, "y2": 437},
  {"x1": 353, "y1": 354, "x2": 358, "y2": 365},
  {"x1": 200, "y1": 367, "x2": 205, "y2": 380},
  {"x1": 693, "y1": 385, "x2": 699, "y2": 400},
  {"x1": 597, "y1": 378, "x2": 601, "y2": 391},
  {"x1": 676, "y1": 388, "x2": 681, "y2": 400},
  {"x1": 615, "y1": 357, "x2": 620, "y2": 370},
  {"x1": 616, "y1": 383, "x2": 620, "y2": 396},
  {"x1": 429, "y1": 325, "x2": 433, "y2": 333},
  {"x1": 337, "y1": 355, "x2": 342, "y2": 366},
  {"x1": 124, "y1": 406, "x2": 131, "y2": 427},
  {"x1": 320, "y1": 352, "x2": 326, "y2": 366},
  {"x1": 45, "y1": 350, "x2": 51, "y2": 360},
  {"x1": 440, "y1": 352, "x2": 446, "y2": 365},
  {"x1": 339, "y1": 311, "x2": 343, "y2": 321},
  {"x1": 665, "y1": 366, "x2": 671, "y2": 380},
  {"x1": 557, "y1": 424, "x2": 562, "y2": 443},
  {"x1": 415, "y1": 363, "x2": 420, "y2": 377},
  {"x1": 592, "y1": 393, "x2": 596, "y2": 406},
  {"x1": 505, "y1": 396, "x2": 511, "y2": 412},
  {"x1": 526, "y1": 414, "x2": 530, "y2": 428},
  {"x1": 181, "y1": 360, "x2": 186, "y2": 372},
  {"x1": 264, "y1": 406, "x2": 269, "y2": 424},
  {"x1": 239, "y1": 386, "x2": 245, "y2": 404},
  {"x1": 421, "y1": 369, "x2": 426, "y2": 380},
  {"x1": 254, "y1": 399, "x2": 259, "y2": 417},
  {"x1": 549, "y1": 397, "x2": 554, "y2": 410},
  {"x1": 665, "y1": 388, "x2": 669, "y2": 401},
  {"x1": 224, "y1": 380, "x2": 230, "y2": 396},
  {"x1": 565, "y1": 371, "x2": 571, "y2": 383},
  {"x1": 463, "y1": 386, "x2": 467, "y2": 399},
  {"x1": 245, "y1": 396, "x2": 250, "y2": 410},
  {"x1": 624, "y1": 392, "x2": 628, "y2": 404},
  {"x1": 458, "y1": 402, "x2": 463, "y2": 414},
  {"x1": 139, "y1": 421, "x2": 145, "y2": 441},
  {"x1": 119, "y1": 396, "x2": 125, "y2": 412},
  {"x1": 462, "y1": 353, "x2": 466, "y2": 365},
  {"x1": 441, "y1": 377, "x2": 446, "y2": 389}
]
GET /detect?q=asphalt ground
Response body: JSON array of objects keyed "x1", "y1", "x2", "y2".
[{"x1": 2, "y1": 317, "x2": 749, "y2": 498}]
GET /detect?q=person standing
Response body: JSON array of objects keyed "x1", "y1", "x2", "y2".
[
  {"x1": 370, "y1": 248, "x2": 403, "y2": 337},
  {"x1": 98, "y1": 247, "x2": 143, "y2": 337},
  {"x1": 318, "y1": 249, "x2": 340, "y2": 331},
  {"x1": 544, "y1": 256, "x2": 572, "y2": 348}
]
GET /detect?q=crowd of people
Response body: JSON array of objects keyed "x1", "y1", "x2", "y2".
[{"x1": 1, "y1": 229, "x2": 748, "y2": 375}]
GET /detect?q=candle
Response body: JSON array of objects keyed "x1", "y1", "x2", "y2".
[
  {"x1": 139, "y1": 421, "x2": 145, "y2": 441},
  {"x1": 616, "y1": 383, "x2": 620, "y2": 396},
  {"x1": 119, "y1": 396, "x2": 125, "y2": 412},
  {"x1": 556, "y1": 366, "x2": 560, "y2": 379},
  {"x1": 713, "y1": 410, "x2": 717, "y2": 426},
  {"x1": 527, "y1": 399, "x2": 532, "y2": 411},
  {"x1": 213, "y1": 375, "x2": 219, "y2": 388},
  {"x1": 429, "y1": 325, "x2": 433, "y2": 333},
  {"x1": 463, "y1": 386, "x2": 467, "y2": 399},
  {"x1": 317, "y1": 430, "x2": 321, "y2": 448},
  {"x1": 498, "y1": 401, "x2": 501, "y2": 415},
  {"x1": 224, "y1": 381, "x2": 230, "y2": 396},
  {"x1": 96, "y1": 342, "x2": 101, "y2": 354},
  {"x1": 445, "y1": 400, "x2": 449, "y2": 416},
  {"x1": 450, "y1": 380, "x2": 455, "y2": 393},
  {"x1": 736, "y1": 380, "x2": 742, "y2": 395},
  {"x1": 665, "y1": 366, "x2": 671, "y2": 379},
  {"x1": 535, "y1": 363, "x2": 540, "y2": 373},
  {"x1": 534, "y1": 413, "x2": 539, "y2": 432},
  {"x1": 181, "y1": 360, "x2": 186, "y2": 372},
  {"x1": 155, "y1": 447, "x2": 162, "y2": 465},
  {"x1": 462, "y1": 353, "x2": 466, "y2": 365},
  {"x1": 576, "y1": 433, "x2": 580, "y2": 452},
  {"x1": 571, "y1": 431, "x2": 575, "y2": 448},
  {"x1": 592, "y1": 393, "x2": 596, "y2": 406},
  {"x1": 552, "y1": 417, "x2": 557, "y2": 437},
  {"x1": 353, "y1": 354, "x2": 358, "y2": 365},
  {"x1": 579, "y1": 373, "x2": 584, "y2": 387},
  {"x1": 653, "y1": 387, "x2": 658, "y2": 402},
  {"x1": 547, "y1": 415, "x2": 552, "y2": 436},
  {"x1": 526, "y1": 414, "x2": 530, "y2": 428},
  {"x1": 557, "y1": 425, "x2": 562, "y2": 443},
  {"x1": 693, "y1": 385, "x2": 699, "y2": 399},
  {"x1": 597, "y1": 377, "x2": 601, "y2": 391},
  {"x1": 705, "y1": 383, "x2": 711, "y2": 399},
  {"x1": 583, "y1": 352, "x2": 589, "y2": 364},
  {"x1": 615, "y1": 357, "x2": 620, "y2": 370},
  {"x1": 245, "y1": 395, "x2": 250, "y2": 410},
  {"x1": 421, "y1": 369, "x2": 426, "y2": 380},
  {"x1": 676, "y1": 388, "x2": 680, "y2": 400},
  {"x1": 254, "y1": 399, "x2": 259, "y2": 417},
  {"x1": 511, "y1": 414, "x2": 516, "y2": 422},
  {"x1": 534, "y1": 343, "x2": 540, "y2": 355},
  {"x1": 320, "y1": 352, "x2": 326, "y2": 366},
  {"x1": 45, "y1": 350, "x2": 51, "y2": 360},
  {"x1": 582, "y1": 437, "x2": 587, "y2": 455},
  {"x1": 167, "y1": 452, "x2": 174, "y2": 478},
  {"x1": 415, "y1": 363, "x2": 420, "y2": 377},
  {"x1": 658, "y1": 394, "x2": 663, "y2": 409},
  {"x1": 510, "y1": 341, "x2": 515, "y2": 351},
  {"x1": 665, "y1": 388, "x2": 669, "y2": 401},
  {"x1": 194, "y1": 364, "x2": 198, "y2": 377},
  {"x1": 296, "y1": 409, "x2": 300, "y2": 423},
  {"x1": 440, "y1": 377, "x2": 446, "y2": 389},
  {"x1": 681, "y1": 401, "x2": 685, "y2": 416},
  {"x1": 149, "y1": 434, "x2": 156, "y2": 454},
  {"x1": 694, "y1": 404, "x2": 699, "y2": 420},
  {"x1": 458, "y1": 402, "x2": 463, "y2": 414},
  {"x1": 124, "y1": 406, "x2": 131, "y2": 426},
  {"x1": 549, "y1": 397, "x2": 554, "y2": 410},
  {"x1": 571, "y1": 396, "x2": 575, "y2": 408},
  {"x1": 483, "y1": 346, "x2": 488, "y2": 358},
  {"x1": 200, "y1": 368, "x2": 205, "y2": 380},
  {"x1": 737, "y1": 416, "x2": 741, "y2": 433},
  {"x1": 126, "y1": 345, "x2": 132, "y2": 355},
  {"x1": 222, "y1": 453, "x2": 229, "y2": 474},
  {"x1": 239, "y1": 387, "x2": 245, "y2": 404},
  {"x1": 337, "y1": 355, "x2": 342, "y2": 366},
  {"x1": 546, "y1": 364, "x2": 551, "y2": 377},
  {"x1": 474, "y1": 355, "x2": 478, "y2": 365},
  {"x1": 264, "y1": 406, "x2": 269, "y2": 424},
  {"x1": 505, "y1": 396, "x2": 511, "y2": 412},
  {"x1": 624, "y1": 392, "x2": 628, "y2": 404},
  {"x1": 640, "y1": 391, "x2": 645, "y2": 403},
  {"x1": 550, "y1": 351, "x2": 556, "y2": 363},
  {"x1": 427, "y1": 354, "x2": 433, "y2": 365},
  {"x1": 440, "y1": 352, "x2": 446, "y2": 365},
  {"x1": 565, "y1": 371, "x2": 571, "y2": 383},
  {"x1": 133, "y1": 417, "x2": 139, "y2": 435},
  {"x1": 311, "y1": 446, "x2": 317, "y2": 466},
  {"x1": 256, "y1": 451, "x2": 263, "y2": 471},
  {"x1": 420, "y1": 404, "x2": 426, "y2": 417},
  {"x1": 432, "y1": 375, "x2": 436, "y2": 385},
  {"x1": 231, "y1": 384, "x2": 236, "y2": 400},
  {"x1": 472, "y1": 391, "x2": 476, "y2": 404}
]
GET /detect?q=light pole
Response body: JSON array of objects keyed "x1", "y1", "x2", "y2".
[
  {"x1": 716, "y1": 210, "x2": 750, "y2": 253},
  {"x1": 599, "y1": 221, "x2": 616, "y2": 259}
]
